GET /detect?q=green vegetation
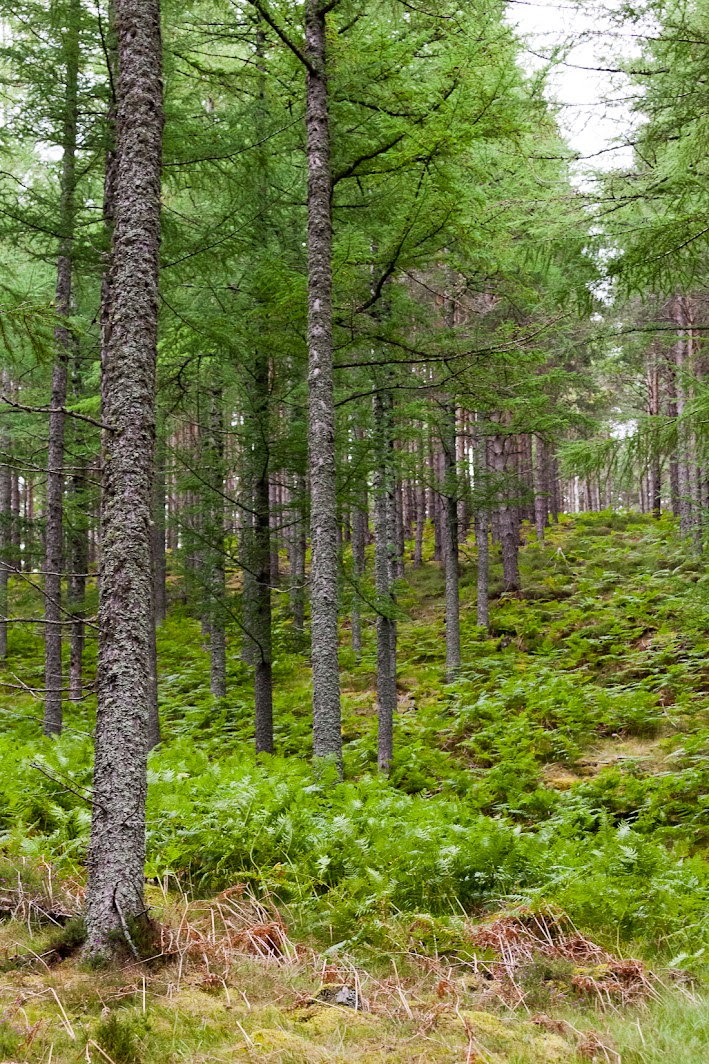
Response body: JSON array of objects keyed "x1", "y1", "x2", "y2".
[{"x1": 2, "y1": 513, "x2": 709, "y2": 1059}]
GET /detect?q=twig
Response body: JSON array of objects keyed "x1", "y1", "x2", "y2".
[{"x1": 1, "y1": 393, "x2": 111, "y2": 431}]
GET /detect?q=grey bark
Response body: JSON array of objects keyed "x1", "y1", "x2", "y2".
[
  {"x1": 288, "y1": 473, "x2": 306, "y2": 636},
  {"x1": 533, "y1": 435, "x2": 548, "y2": 541},
  {"x1": 305, "y1": 0, "x2": 341, "y2": 767},
  {"x1": 251, "y1": 362, "x2": 274, "y2": 754},
  {"x1": 0, "y1": 390, "x2": 9, "y2": 660},
  {"x1": 414, "y1": 431, "x2": 425, "y2": 567},
  {"x1": 351, "y1": 500, "x2": 366, "y2": 659},
  {"x1": 474, "y1": 412, "x2": 489, "y2": 630},
  {"x1": 491, "y1": 420, "x2": 521, "y2": 594},
  {"x1": 673, "y1": 296, "x2": 697, "y2": 545},
  {"x1": 44, "y1": 6, "x2": 80, "y2": 735},
  {"x1": 442, "y1": 401, "x2": 461, "y2": 681},
  {"x1": 67, "y1": 461, "x2": 88, "y2": 702},
  {"x1": 373, "y1": 387, "x2": 397, "y2": 773},
  {"x1": 204, "y1": 387, "x2": 227, "y2": 701},
  {"x1": 153, "y1": 432, "x2": 167, "y2": 625},
  {"x1": 86, "y1": 0, "x2": 163, "y2": 960},
  {"x1": 9, "y1": 470, "x2": 19, "y2": 572}
]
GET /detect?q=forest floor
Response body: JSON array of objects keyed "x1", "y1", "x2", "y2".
[{"x1": 3, "y1": 512, "x2": 709, "y2": 1060}]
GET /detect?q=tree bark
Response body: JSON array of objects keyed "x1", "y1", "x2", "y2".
[
  {"x1": 67, "y1": 460, "x2": 88, "y2": 702},
  {"x1": 673, "y1": 295, "x2": 697, "y2": 546},
  {"x1": 44, "y1": 4, "x2": 80, "y2": 735},
  {"x1": 0, "y1": 388, "x2": 10, "y2": 660},
  {"x1": 202, "y1": 385, "x2": 227, "y2": 701},
  {"x1": 86, "y1": 0, "x2": 163, "y2": 961},
  {"x1": 474, "y1": 413, "x2": 489, "y2": 630},
  {"x1": 442, "y1": 400, "x2": 461, "y2": 681},
  {"x1": 305, "y1": 0, "x2": 341, "y2": 768},
  {"x1": 351, "y1": 499, "x2": 366, "y2": 660},
  {"x1": 289, "y1": 472, "x2": 306, "y2": 637},
  {"x1": 153, "y1": 431, "x2": 167, "y2": 625},
  {"x1": 251, "y1": 363, "x2": 274, "y2": 754},
  {"x1": 414, "y1": 431, "x2": 425, "y2": 568},
  {"x1": 533, "y1": 435, "x2": 548, "y2": 541},
  {"x1": 373, "y1": 386, "x2": 396, "y2": 773}
]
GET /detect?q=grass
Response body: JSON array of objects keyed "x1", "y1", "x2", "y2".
[{"x1": 3, "y1": 509, "x2": 709, "y2": 1058}]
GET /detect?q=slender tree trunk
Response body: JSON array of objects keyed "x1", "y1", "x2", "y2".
[
  {"x1": 67, "y1": 462, "x2": 88, "y2": 702},
  {"x1": 0, "y1": 394, "x2": 9, "y2": 660},
  {"x1": 203, "y1": 385, "x2": 227, "y2": 700},
  {"x1": 499, "y1": 429, "x2": 521, "y2": 594},
  {"x1": 549, "y1": 455, "x2": 560, "y2": 522},
  {"x1": 474, "y1": 413, "x2": 489, "y2": 630},
  {"x1": 252, "y1": 365, "x2": 274, "y2": 754},
  {"x1": 44, "y1": 7, "x2": 80, "y2": 735},
  {"x1": 533, "y1": 435, "x2": 548, "y2": 541},
  {"x1": 305, "y1": 1, "x2": 341, "y2": 767},
  {"x1": 673, "y1": 296, "x2": 695, "y2": 543},
  {"x1": 86, "y1": 0, "x2": 163, "y2": 960},
  {"x1": 351, "y1": 500, "x2": 366, "y2": 659},
  {"x1": 240, "y1": 479, "x2": 256, "y2": 665},
  {"x1": 373, "y1": 387, "x2": 396, "y2": 773},
  {"x1": 289, "y1": 472, "x2": 306, "y2": 636},
  {"x1": 153, "y1": 431, "x2": 167, "y2": 625},
  {"x1": 442, "y1": 400, "x2": 461, "y2": 681},
  {"x1": 414, "y1": 432, "x2": 425, "y2": 568}
]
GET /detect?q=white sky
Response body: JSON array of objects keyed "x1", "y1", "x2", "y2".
[{"x1": 508, "y1": 0, "x2": 640, "y2": 179}]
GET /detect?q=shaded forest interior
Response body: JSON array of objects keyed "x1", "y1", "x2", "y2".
[{"x1": 3, "y1": 0, "x2": 709, "y2": 1059}]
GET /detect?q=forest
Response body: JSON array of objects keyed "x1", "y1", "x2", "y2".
[{"x1": 1, "y1": 0, "x2": 709, "y2": 1059}]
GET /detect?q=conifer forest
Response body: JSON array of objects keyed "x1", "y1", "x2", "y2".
[{"x1": 5, "y1": 0, "x2": 709, "y2": 1059}]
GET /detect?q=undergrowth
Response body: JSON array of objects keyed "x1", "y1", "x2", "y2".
[{"x1": 3, "y1": 512, "x2": 709, "y2": 1058}]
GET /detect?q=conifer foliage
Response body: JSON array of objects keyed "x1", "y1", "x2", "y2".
[{"x1": 4, "y1": 0, "x2": 703, "y2": 977}]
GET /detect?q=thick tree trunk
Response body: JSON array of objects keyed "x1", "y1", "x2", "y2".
[
  {"x1": 373, "y1": 387, "x2": 396, "y2": 773},
  {"x1": 442, "y1": 401, "x2": 461, "y2": 681},
  {"x1": 86, "y1": 0, "x2": 163, "y2": 961},
  {"x1": 305, "y1": 1, "x2": 341, "y2": 767},
  {"x1": 44, "y1": 8, "x2": 80, "y2": 734}
]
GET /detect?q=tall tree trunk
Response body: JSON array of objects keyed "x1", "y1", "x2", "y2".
[
  {"x1": 0, "y1": 390, "x2": 9, "y2": 660},
  {"x1": 533, "y1": 435, "x2": 548, "y2": 541},
  {"x1": 251, "y1": 359, "x2": 274, "y2": 754},
  {"x1": 204, "y1": 386, "x2": 227, "y2": 701},
  {"x1": 673, "y1": 296, "x2": 696, "y2": 544},
  {"x1": 67, "y1": 461, "x2": 88, "y2": 702},
  {"x1": 44, "y1": 5, "x2": 80, "y2": 735},
  {"x1": 442, "y1": 400, "x2": 461, "y2": 681},
  {"x1": 351, "y1": 500, "x2": 366, "y2": 660},
  {"x1": 67, "y1": 349, "x2": 88, "y2": 703},
  {"x1": 373, "y1": 386, "x2": 396, "y2": 773},
  {"x1": 496, "y1": 424, "x2": 521, "y2": 594},
  {"x1": 414, "y1": 432, "x2": 425, "y2": 568},
  {"x1": 305, "y1": 1, "x2": 341, "y2": 767},
  {"x1": 153, "y1": 430, "x2": 167, "y2": 625},
  {"x1": 289, "y1": 472, "x2": 306, "y2": 637},
  {"x1": 474, "y1": 413, "x2": 489, "y2": 631},
  {"x1": 86, "y1": 0, "x2": 163, "y2": 960}
]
